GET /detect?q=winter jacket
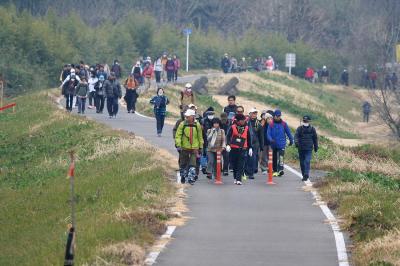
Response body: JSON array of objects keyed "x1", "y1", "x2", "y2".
[
  {"x1": 294, "y1": 125, "x2": 318, "y2": 152},
  {"x1": 150, "y1": 95, "x2": 169, "y2": 116},
  {"x1": 104, "y1": 79, "x2": 122, "y2": 98},
  {"x1": 96, "y1": 71, "x2": 108, "y2": 80},
  {"x1": 248, "y1": 118, "x2": 264, "y2": 151},
  {"x1": 75, "y1": 82, "x2": 89, "y2": 97},
  {"x1": 154, "y1": 59, "x2": 163, "y2": 72},
  {"x1": 174, "y1": 58, "x2": 181, "y2": 70},
  {"x1": 221, "y1": 57, "x2": 230, "y2": 69},
  {"x1": 362, "y1": 102, "x2": 371, "y2": 113},
  {"x1": 142, "y1": 65, "x2": 154, "y2": 78},
  {"x1": 95, "y1": 80, "x2": 106, "y2": 96},
  {"x1": 207, "y1": 128, "x2": 226, "y2": 152},
  {"x1": 175, "y1": 121, "x2": 204, "y2": 150},
  {"x1": 63, "y1": 79, "x2": 78, "y2": 95},
  {"x1": 266, "y1": 120, "x2": 294, "y2": 149},
  {"x1": 223, "y1": 104, "x2": 237, "y2": 115},
  {"x1": 165, "y1": 59, "x2": 175, "y2": 71},
  {"x1": 88, "y1": 77, "x2": 98, "y2": 92},
  {"x1": 111, "y1": 63, "x2": 122, "y2": 78},
  {"x1": 180, "y1": 90, "x2": 195, "y2": 108},
  {"x1": 226, "y1": 123, "x2": 252, "y2": 150}
]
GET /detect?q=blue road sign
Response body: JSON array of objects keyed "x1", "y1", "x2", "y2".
[{"x1": 183, "y1": 28, "x2": 192, "y2": 36}]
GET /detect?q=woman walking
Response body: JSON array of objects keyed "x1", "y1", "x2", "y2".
[
  {"x1": 206, "y1": 118, "x2": 226, "y2": 179},
  {"x1": 150, "y1": 88, "x2": 169, "y2": 137}
]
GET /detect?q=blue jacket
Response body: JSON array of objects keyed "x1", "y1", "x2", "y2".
[
  {"x1": 266, "y1": 120, "x2": 294, "y2": 149},
  {"x1": 150, "y1": 95, "x2": 169, "y2": 116}
]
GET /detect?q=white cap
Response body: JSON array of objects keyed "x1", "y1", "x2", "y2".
[
  {"x1": 249, "y1": 108, "x2": 258, "y2": 114},
  {"x1": 185, "y1": 83, "x2": 192, "y2": 88},
  {"x1": 70, "y1": 69, "x2": 75, "y2": 73},
  {"x1": 147, "y1": 56, "x2": 151, "y2": 60},
  {"x1": 188, "y1": 103, "x2": 197, "y2": 109},
  {"x1": 323, "y1": 65, "x2": 327, "y2": 69},
  {"x1": 268, "y1": 56, "x2": 272, "y2": 59},
  {"x1": 184, "y1": 109, "x2": 196, "y2": 117},
  {"x1": 136, "y1": 61, "x2": 140, "y2": 65}
]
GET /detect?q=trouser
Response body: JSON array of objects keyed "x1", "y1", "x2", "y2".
[
  {"x1": 77, "y1": 97, "x2": 86, "y2": 113},
  {"x1": 155, "y1": 71, "x2": 161, "y2": 83},
  {"x1": 167, "y1": 71, "x2": 174, "y2": 82},
  {"x1": 95, "y1": 94, "x2": 105, "y2": 112},
  {"x1": 65, "y1": 94, "x2": 74, "y2": 111},
  {"x1": 174, "y1": 70, "x2": 179, "y2": 81},
  {"x1": 272, "y1": 148, "x2": 285, "y2": 172},
  {"x1": 107, "y1": 97, "x2": 119, "y2": 116},
  {"x1": 223, "y1": 67, "x2": 229, "y2": 73},
  {"x1": 230, "y1": 149, "x2": 247, "y2": 181},
  {"x1": 322, "y1": 77, "x2": 328, "y2": 83},
  {"x1": 144, "y1": 77, "x2": 151, "y2": 92},
  {"x1": 222, "y1": 150, "x2": 229, "y2": 173},
  {"x1": 179, "y1": 149, "x2": 198, "y2": 182},
  {"x1": 371, "y1": 80, "x2": 376, "y2": 89},
  {"x1": 206, "y1": 151, "x2": 216, "y2": 175},
  {"x1": 88, "y1": 91, "x2": 95, "y2": 106},
  {"x1": 363, "y1": 112, "x2": 369, "y2": 123},
  {"x1": 125, "y1": 90, "x2": 137, "y2": 112},
  {"x1": 245, "y1": 148, "x2": 259, "y2": 177},
  {"x1": 155, "y1": 114, "x2": 165, "y2": 134},
  {"x1": 161, "y1": 69, "x2": 166, "y2": 81},
  {"x1": 260, "y1": 145, "x2": 270, "y2": 172},
  {"x1": 298, "y1": 150, "x2": 312, "y2": 177}
]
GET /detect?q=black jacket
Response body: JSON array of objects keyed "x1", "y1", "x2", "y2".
[
  {"x1": 223, "y1": 104, "x2": 237, "y2": 115},
  {"x1": 248, "y1": 118, "x2": 264, "y2": 151},
  {"x1": 104, "y1": 79, "x2": 122, "y2": 98},
  {"x1": 294, "y1": 125, "x2": 318, "y2": 151}
]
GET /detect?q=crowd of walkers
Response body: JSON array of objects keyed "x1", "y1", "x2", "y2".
[
  {"x1": 173, "y1": 93, "x2": 319, "y2": 185},
  {"x1": 59, "y1": 55, "x2": 320, "y2": 187},
  {"x1": 220, "y1": 53, "x2": 276, "y2": 73}
]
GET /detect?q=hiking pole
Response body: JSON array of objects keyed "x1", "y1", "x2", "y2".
[
  {"x1": 64, "y1": 151, "x2": 76, "y2": 266},
  {"x1": 267, "y1": 149, "x2": 276, "y2": 185},
  {"x1": 215, "y1": 150, "x2": 223, "y2": 185}
]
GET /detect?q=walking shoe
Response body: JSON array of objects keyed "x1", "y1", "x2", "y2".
[
  {"x1": 302, "y1": 175, "x2": 309, "y2": 181},
  {"x1": 188, "y1": 179, "x2": 195, "y2": 185},
  {"x1": 249, "y1": 176, "x2": 254, "y2": 179},
  {"x1": 128, "y1": 110, "x2": 131, "y2": 113},
  {"x1": 236, "y1": 181, "x2": 242, "y2": 185},
  {"x1": 262, "y1": 170, "x2": 268, "y2": 175},
  {"x1": 278, "y1": 170, "x2": 284, "y2": 176},
  {"x1": 194, "y1": 175, "x2": 198, "y2": 181},
  {"x1": 273, "y1": 172, "x2": 279, "y2": 177},
  {"x1": 180, "y1": 177, "x2": 186, "y2": 184},
  {"x1": 234, "y1": 180, "x2": 237, "y2": 184},
  {"x1": 223, "y1": 171, "x2": 229, "y2": 176},
  {"x1": 206, "y1": 174, "x2": 212, "y2": 179}
]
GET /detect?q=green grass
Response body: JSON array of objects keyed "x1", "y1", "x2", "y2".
[
  {"x1": 0, "y1": 92, "x2": 174, "y2": 265},
  {"x1": 240, "y1": 91, "x2": 358, "y2": 139},
  {"x1": 257, "y1": 72, "x2": 363, "y2": 122}
]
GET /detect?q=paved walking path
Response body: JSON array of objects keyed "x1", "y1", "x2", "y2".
[{"x1": 60, "y1": 74, "x2": 341, "y2": 265}]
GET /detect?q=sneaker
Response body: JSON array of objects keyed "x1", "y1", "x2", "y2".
[
  {"x1": 236, "y1": 181, "x2": 242, "y2": 185},
  {"x1": 278, "y1": 170, "x2": 284, "y2": 176},
  {"x1": 128, "y1": 110, "x2": 131, "y2": 113},
  {"x1": 206, "y1": 174, "x2": 212, "y2": 180},
  {"x1": 234, "y1": 180, "x2": 237, "y2": 184},
  {"x1": 262, "y1": 170, "x2": 268, "y2": 175},
  {"x1": 180, "y1": 177, "x2": 186, "y2": 184},
  {"x1": 302, "y1": 175, "x2": 309, "y2": 181},
  {"x1": 188, "y1": 179, "x2": 195, "y2": 185},
  {"x1": 201, "y1": 168, "x2": 207, "y2": 175},
  {"x1": 223, "y1": 171, "x2": 229, "y2": 176},
  {"x1": 157, "y1": 133, "x2": 161, "y2": 137},
  {"x1": 273, "y1": 172, "x2": 279, "y2": 177},
  {"x1": 132, "y1": 110, "x2": 136, "y2": 113},
  {"x1": 194, "y1": 175, "x2": 198, "y2": 181}
]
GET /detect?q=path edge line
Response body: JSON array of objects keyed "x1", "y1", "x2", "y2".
[{"x1": 284, "y1": 164, "x2": 350, "y2": 266}]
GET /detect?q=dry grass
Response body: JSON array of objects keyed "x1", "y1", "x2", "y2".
[
  {"x1": 100, "y1": 242, "x2": 145, "y2": 266},
  {"x1": 316, "y1": 148, "x2": 400, "y2": 179},
  {"x1": 354, "y1": 230, "x2": 400, "y2": 266}
]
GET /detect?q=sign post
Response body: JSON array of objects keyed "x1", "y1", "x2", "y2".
[
  {"x1": 285, "y1": 53, "x2": 296, "y2": 75},
  {"x1": 183, "y1": 28, "x2": 192, "y2": 72}
]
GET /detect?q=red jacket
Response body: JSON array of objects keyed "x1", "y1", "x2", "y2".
[
  {"x1": 305, "y1": 68, "x2": 314, "y2": 79},
  {"x1": 142, "y1": 65, "x2": 153, "y2": 78},
  {"x1": 174, "y1": 59, "x2": 181, "y2": 70}
]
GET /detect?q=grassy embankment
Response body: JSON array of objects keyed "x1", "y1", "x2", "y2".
[{"x1": 0, "y1": 91, "x2": 175, "y2": 265}]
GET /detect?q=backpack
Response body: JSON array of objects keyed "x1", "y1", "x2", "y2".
[
  {"x1": 166, "y1": 60, "x2": 175, "y2": 71},
  {"x1": 133, "y1": 66, "x2": 141, "y2": 75},
  {"x1": 126, "y1": 77, "x2": 138, "y2": 89}
]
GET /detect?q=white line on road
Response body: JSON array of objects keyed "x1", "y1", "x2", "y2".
[
  {"x1": 144, "y1": 225, "x2": 177, "y2": 265},
  {"x1": 284, "y1": 164, "x2": 349, "y2": 266}
]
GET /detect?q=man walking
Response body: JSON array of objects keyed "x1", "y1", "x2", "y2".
[
  {"x1": 295, "y1": 115, "x2": 318, "y2": 181},
  {"x1": 104, "y1": 72, "x2": 122, "y2": 118},
  {"x1": 267, "y1": 110, "x2": 294, "y2": 177},
  {"x1": 362, "y1": 101, "x2": 371, "y2": 123},
  {"x1": 245, "y1": 108, "x2": 264, "y2": 179},
  {"x1": 175, "y1": 109, "x2": 204, "y2": 185}
]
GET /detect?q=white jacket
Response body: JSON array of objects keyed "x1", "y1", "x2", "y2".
[
  {"x1": 88, "y1": 77, "x2": 98, "y2": 92},
  {"x1": 154, "y1": 58, "x2": 163, "y2": 72}
]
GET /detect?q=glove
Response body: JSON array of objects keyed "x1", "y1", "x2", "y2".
[
  {"x1": 248, "y1": 148, "x2": 253, "y2": 157},
  {"x1": 226, "y1": 145, "x2": 231, "y2": 152}
]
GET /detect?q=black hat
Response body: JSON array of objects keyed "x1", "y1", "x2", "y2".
[{"x1": 303, "y1": 115, "x2": 311, "y2": 122}]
